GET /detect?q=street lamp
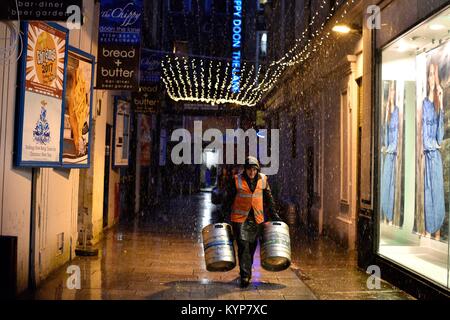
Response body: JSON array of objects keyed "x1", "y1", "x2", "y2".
[{"x1": 332, "y1": 24, "x2": 362, "y2": 35}]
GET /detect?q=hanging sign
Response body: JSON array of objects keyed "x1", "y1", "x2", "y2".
[
  {"x1": 139, "y1": 49, "x2": 162, "y2": 85},
  {"x1": 96, "y1": 44, "x2": 140, "y2": 90},
  {"x1": 132, "y1": 84, "x2": 159, "y2": 114},
  {"x1": 96, "y1": 0, "x2": 143, "y2": 91},
  {"x1": 1, "y1": 0, "x2": 83, "y2": 21},
  {"x1": 131, "y1": 49, "x2": 161, "y2": 113},
  {"x1": 15, "y1": 22, "x2": 69, "y2": 167}
]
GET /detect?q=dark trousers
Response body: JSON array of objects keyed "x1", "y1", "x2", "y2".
[{"x1": 232, "y1": 219, "x2": 262, "y2": 279}]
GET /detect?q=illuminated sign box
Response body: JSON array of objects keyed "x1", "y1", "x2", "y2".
[
  {"x1": 15, "y1": 21, "x2": 69, "y2": 167},
  {"x1": 62, "y1": 47, "x2": 95, "y2": 168},
  {"x1": 231, "y1": 0, "x2": 242, "y2": 93}
]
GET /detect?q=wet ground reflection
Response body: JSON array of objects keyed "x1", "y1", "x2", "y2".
[
  {"x1": 27, "y1": 192, "x2": 313, "y2": 300},
  {"x1": 25, "y1": 191, "x2": 413, "y2": 300}
]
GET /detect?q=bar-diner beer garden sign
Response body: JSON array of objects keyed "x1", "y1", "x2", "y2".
[{"x1": 1, "y1": 0, "x2": 83, "y2": 21}]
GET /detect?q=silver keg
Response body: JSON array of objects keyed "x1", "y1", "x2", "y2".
[
  {"x1": 260, "y1": 221, "x2": 291, "y2": 272},
  {"x1": 202, "y1": 223, "x2": 236, "y2": 272}
]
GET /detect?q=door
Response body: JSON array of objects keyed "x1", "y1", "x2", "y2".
[
  {"x1": 356, "y1": 78, "x2": 363, "y2": 225},
  {"x1": 306, "y1": 146, "x2": 315, "y2": 235},
  {"x1": 103, "y1": 124, "x2": 112, "y2": 228}
]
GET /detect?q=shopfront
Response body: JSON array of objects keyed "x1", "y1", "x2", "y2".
[{"x1": 373, "y1": 1, "x2": 450, "y2": 298}]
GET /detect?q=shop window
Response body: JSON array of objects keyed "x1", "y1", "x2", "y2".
[
  {"x1": 173, "y1": 41, "x2": 190, "y2": 54},
  {"x1": 378, "y1": 6, "x2": 450, "y2": 288},
  {"x1": 256, "y1": 31, "x2": 268, "y2": 59}
]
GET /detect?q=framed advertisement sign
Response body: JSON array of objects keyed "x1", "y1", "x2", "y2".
[
  {"x1": 138, "y1": 114, "x2": 152, "y2": 167},
  {"x1": 61, "y1": 47, "x2": 95, "y2": 168},
  {"x1": 15, "y1": 21, "x2": 69, "y2": 167},
  {"x1": 113, "y1": 97, "x2": 131, "y2": 168}
]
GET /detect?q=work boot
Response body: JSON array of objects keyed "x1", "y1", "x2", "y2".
[{"x1": 240, "y1": 277, "x2": 251, "y2": 288}]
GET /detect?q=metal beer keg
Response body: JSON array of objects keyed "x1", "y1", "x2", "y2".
[
  {"x1": 260, "y1": 221, "x2": 291, "y2": 272},
  {"x1": 202, "y1": 223, "x2": 236, "y2": 272}
]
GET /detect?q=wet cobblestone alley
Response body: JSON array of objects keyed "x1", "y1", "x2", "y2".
[{"x1": 24, "y1": 192, "x2": 414, "y2": 300}]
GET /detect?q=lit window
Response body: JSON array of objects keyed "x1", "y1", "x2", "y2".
[
  {"x1": 258, "y1": 31, "x2": 268, "y2": 58},
  {"x1": 173, "y1": 41, "x2": 189, "y2": 54},
  {"x1": 377, "y1": 6, "x2": 450, "y2": 289},
  {"x1": 257, "y1": 0, "x2": 268, "y2": 11}
]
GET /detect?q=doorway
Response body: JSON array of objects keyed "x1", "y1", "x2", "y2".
[
  {"x1": 201, "y1": 149, "x2": 219, "y2": 189},
  {"x1": 356, "y1": 78, "x2": 363, "y2": 225},
  {"x1": 306, "y1": 146, "x2": 315, "y2": 235},
  {"x1": 103, "y1": 124, "x2": 112, "y2": 229}
]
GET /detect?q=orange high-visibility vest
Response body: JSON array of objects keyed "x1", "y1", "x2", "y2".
[{"x1": 231, "y1": 173, "x2": 267, "y2": 224}]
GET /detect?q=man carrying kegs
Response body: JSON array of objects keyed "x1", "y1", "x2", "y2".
[{"x1": 219, "y1": 156, "x2": 282, "y2": 288}]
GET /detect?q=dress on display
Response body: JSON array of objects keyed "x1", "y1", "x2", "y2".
[
  {"x1": 381, "y1": 106, "x2": 399, "y2": 222},
  {"x1": 422, "y1": 98, "x2": 445, "y2": 234}
]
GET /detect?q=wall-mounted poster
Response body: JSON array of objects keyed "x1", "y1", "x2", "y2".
[
  {"x1": 15, "y1": 21, "x2": 69, "y2": 167},
  {"x1": 113, "y1": 97, "x2": 131, "y2": 168},
  {"x1": 62, "y1": 47, "x2": 95, "y2": 168},
  {"x1": 138, "y1": 114, "x2": 152, "y2": 167},
  {"x1": 415, "y1": 41, "x2": 450, "y2": 241}
]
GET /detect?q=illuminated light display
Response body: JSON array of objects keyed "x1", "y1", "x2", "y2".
[{"x1": 161, "y1": 0, "x2": 355, "y2": 107}]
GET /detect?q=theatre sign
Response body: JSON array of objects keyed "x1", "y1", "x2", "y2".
[{"x1": 231, "y1": 0, "x2": 243, "y2": 94}]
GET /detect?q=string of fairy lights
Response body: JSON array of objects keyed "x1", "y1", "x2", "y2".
[
  {"x1": 161, "y1": 0, "x2": 356, "y2": 107},
  {"x1": 247, "y1": 0, "x2": 357, "y2": 105}
]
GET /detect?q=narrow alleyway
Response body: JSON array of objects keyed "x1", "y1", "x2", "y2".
[{"x1": 25, "y1": 192, "x2": 413, "y2": 300}]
